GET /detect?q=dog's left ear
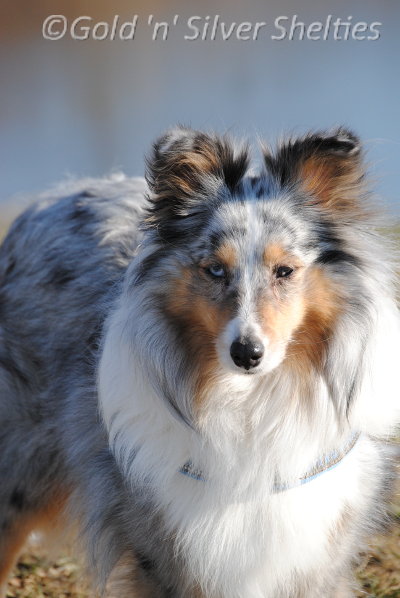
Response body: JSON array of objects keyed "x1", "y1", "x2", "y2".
[
  {"x1": 145, "y1": 126, "x2": 249, "y2": 228},
  {"x1": 264, "y1": 128, "x2": 367, "y2": 218}
]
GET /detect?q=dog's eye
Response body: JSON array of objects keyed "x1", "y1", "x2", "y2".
[
  {"x1": 276, "y1": 266, "x2": 293, "y2": 279},
  {"x1": 208, "y1": 264, "x2": 226, "y2": 278}
]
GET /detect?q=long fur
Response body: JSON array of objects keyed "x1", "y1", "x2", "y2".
[{"x1": 0, "y1": 128, "x2": 398, "y2": 598}]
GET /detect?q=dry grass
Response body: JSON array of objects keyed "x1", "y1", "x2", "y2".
[
  {"x1": 5, "y1": 485, "x2": 400, "y2": 598},
  {"x1": 356, "y1": 495, "x2": 400, "y2": 598},
  {"x1": 6, "y1": 552, "x2": 88, "y2": 598}
]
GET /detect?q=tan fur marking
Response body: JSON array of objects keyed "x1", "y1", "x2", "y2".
[
  {"x1": 0, "y1": 519, "x2": 34, "y2": 589},
  {"x1": 300, "y1": 155, "x2": 366, "y2": 218},
  {"x1": 0, "y1": 492, "x2": 68, "y2": 591},
  {"x1": 263, "y1": 243, "x2": 304, "y2": 269},
  {"x1": 214, "y1": 242, "x2": 237, "y2": 270},
  {"x1": 287, "y1": 267, "x2": 343, "y2": 373},
  {"x1": 257, "y1": 266, "x2": 342, "y2": 377},
  {"x1": 164, "y1": 267, "x2": 193, "y2": 319},
  {"x1": 193, "y1": 345, "x2": 221, "y2": 410},
  {"x1": 184, "y1": 146, "x2": 221, "y2": 174},
  {"x1": 259, "y1": 243, "x2": 306, "y2": 344},
  {"x1": 166, "y1": 269, "x2": 231, "y2": 339},
  {"x1": 165, "y1": 268, "x2": 232, "y2": 408},
  {"x1": 169, "y1": 151, "x2": 218, "y2": 194},
  {"x1": 258, "y1": 292, "x2": 306, "y2": 348},
  {"x1": 153, "y1": 143, "x2": 222, "y2": 203}
]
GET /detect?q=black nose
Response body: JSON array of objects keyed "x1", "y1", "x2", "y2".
[{"x1": 230, "y1": 338, "x2": 264, "y2": 370}]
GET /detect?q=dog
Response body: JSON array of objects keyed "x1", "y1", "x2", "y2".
[{"x1": 0, "y1": 126, "x2": 399, "y2": 598}]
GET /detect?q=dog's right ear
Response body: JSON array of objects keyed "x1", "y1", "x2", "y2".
[
  {"x1": 264, "y1": 128, "x2": 368, "y2": 220},
  {"x1": 145, "y1": 126, "x2": 249, "y2": 233}
]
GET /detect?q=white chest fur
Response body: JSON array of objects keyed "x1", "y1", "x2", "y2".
[{"x1": 98, "y1": 294, "x2": 398, "y2": 597}]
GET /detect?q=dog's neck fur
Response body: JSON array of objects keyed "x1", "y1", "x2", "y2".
[
  {"x1": 98, "y1": 240, "x2": 399, "y2": 485},
  {"x1": 99, "y1": 271, "x2": 346, "y2": 491},
  {"x1": 97, "y1": 244, "x2": 400, "y2": 598}
]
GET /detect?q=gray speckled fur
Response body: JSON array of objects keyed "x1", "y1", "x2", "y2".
[{"x1": 0, "y1": 175, "x2": 174, "y2": 594}]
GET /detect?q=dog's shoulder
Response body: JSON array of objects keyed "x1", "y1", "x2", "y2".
[
  {"x1": 0, "y1": 174, "x2": 149, "y2": 393},
  {"x1": 0, "y1": 174, "x2": 149, "y2": 289}
]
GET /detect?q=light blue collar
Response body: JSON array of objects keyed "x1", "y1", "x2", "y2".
[{"x1": 179, "y1": 431, "x2": 361, "y2": 492}]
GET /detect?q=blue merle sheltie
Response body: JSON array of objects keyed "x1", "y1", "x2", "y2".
[{"x1": 0, "y1": 127, "x2": 399, "y2": 598}]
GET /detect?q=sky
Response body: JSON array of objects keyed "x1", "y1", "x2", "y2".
[{"x1": 0, "y1": 0, "x2": 399, "y2": 219}]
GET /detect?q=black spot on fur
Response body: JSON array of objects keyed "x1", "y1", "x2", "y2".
[
  {"x1": 5, "y1": 258, "x2": 16, "y2": 277},
  {"x1": 82, "y1": 320, "x2": 104, "y2": 364},
  {"x1": 314, "y1": 219, "x2": 344, "y2": 248},
  {"x1": 246, "y1": 175, "x2": 271, "y2": 200},
  {"x1": 135, "y1": 248, "x2": 170, "y2": 285},
  {"x1": 249, "y1": 176, "x2": 259, "y2": 189},
  {"x1": 255, "y1": 182, "x2": 267, "y2": 199},
  {"x1": 136, "y1": 552, "x2": 156, "y2": 572},
  {"x1": 208, "y1": 230, "x2": 227, "y2": 250},
  {"x1": 316, "y1": 230, "x2": 340, "y2": 249},
  {"x1": 79, "y1": 189, "x2": 97, "y2": 198},
  {"x1": 1, "y1": 518, "x2": 10, "y2": 531},
  {"x1": 216, "y1": 141, "x2": 249, "y2": 193},
  {"x1": 317, "y1": 249, "x2": 360, "y2": 267},
  {"x1": 156, "y1": 211, "x2": 210, "y2": 247},
  {"x1": 70, "y1": 204, "x2": 91, "y2": 220},
  {"x1": 313, "y1": 220, "x2": 361, "y2": 268},
  {"x1": 50, "y1": 267, "x2": 75, "y2": 286},
  {"x1": 86, "y1": 331, "x2": 100, "y2": 353},
  {"x1": 69, "y1": 201, "x2": 94, "y2": 231},
  {"x1": 10, "y1": 489, "x2": 25, "y2": 510},
  {"x1": 0, "y1": 354, "x2": 29, "y2": 387}
]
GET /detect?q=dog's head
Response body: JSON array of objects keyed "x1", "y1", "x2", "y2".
[{"x1": 142, "y1": 126, "x2": 370, "y2": 409}]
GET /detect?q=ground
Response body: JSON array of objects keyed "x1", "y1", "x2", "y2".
[
  {"x1": 356, "y1": 508, "x2": 400, "y2": 598},
  {"x1": 6, "y1": 553, "x2": 87, "y2": 598},
  {"x1": 5, "y1": 487, "x2": 400, "y2": 598}
]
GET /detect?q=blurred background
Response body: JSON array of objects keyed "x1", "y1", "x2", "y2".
[{"x1": 0, "y1": 0, "x2": 399, "y2": 223}]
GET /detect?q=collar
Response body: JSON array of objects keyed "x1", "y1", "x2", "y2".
[{"x1": 179, "y1": 431, "x2": 361, "y2": 492}]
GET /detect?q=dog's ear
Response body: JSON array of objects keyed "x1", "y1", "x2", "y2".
[
  {"x1": 145, "y1": 127, "x2": 249, "y2": 231},
  {"x1": 264, "y1": 129, "x2": 367, "y2": 218}
]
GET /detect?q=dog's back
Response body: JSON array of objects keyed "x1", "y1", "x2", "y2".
[{"x1": 0, "y1": 175, "x2": 147, "y2": 590}]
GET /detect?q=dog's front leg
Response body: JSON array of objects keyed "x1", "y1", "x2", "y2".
[{"x1": 104, "y1": 552, "x2": 165, "y2": 598}]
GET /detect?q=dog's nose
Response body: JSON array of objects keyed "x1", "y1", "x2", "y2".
[{"x1": 230, "y1": 338, "x2": 264, "y2": 370}]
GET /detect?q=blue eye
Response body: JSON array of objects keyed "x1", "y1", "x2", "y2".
[{"x1": 208, "y1": 264, "x2": 225, "y2": 278}]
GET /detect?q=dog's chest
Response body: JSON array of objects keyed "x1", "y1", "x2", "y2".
[{"x1": 169, "y1": 437, "x2": 372, "y2": 598}]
